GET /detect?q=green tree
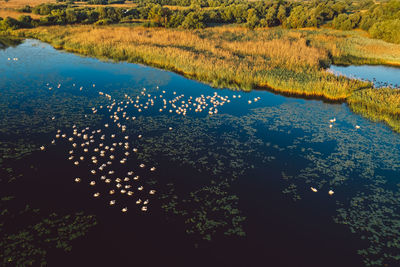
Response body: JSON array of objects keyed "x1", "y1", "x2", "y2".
[
  {"x1": 0, "y1": 17, "x2": 21, "y2": 30},
  {"x1": 246, "y1": 8, "x2": 259, "y2": 29},
  {"x1": 369, "y1": 19, "x2": 400, "y2": 44},
  {"x1": 181, "y1": 11, "x2": 204, "y2": 29},
  {"x1": 277, "y1": 5, "x2": 287, "y2": 25},
  {"x1": 18, "y1": 15, "x2": 33, "y2": 27},
  {"x1": 65, "y1": 8, "x2": 78, "y2": 24}
]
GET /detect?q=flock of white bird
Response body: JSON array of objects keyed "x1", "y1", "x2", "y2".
[
  {"x1": 40, "y1": 85, "x2": 258, "y2": 213},
  {"x1": 38, "y1": 81, "x2": 365, "y2": 207}
]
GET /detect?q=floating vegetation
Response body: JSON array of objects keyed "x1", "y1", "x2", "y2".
[
  {"x1": 160, "y1": 182, "x2": 246, "y2": 243},
  {"x1": 334, "y1": 182, "x2": 400, "y2": 267},
  {"x1": 241, "y1": 103, "x2": 400, "y2": 266},
  {"x1": 183, "y1": 182, "x2": 246, "y2": 241},
  {"x1": 1, "y1": 38, "x2": 400, "y2": 266},
  {"x1": 0, "y1": 196, "x2": 97, "y2": 267},
  {"x1": 282, "y1": 183, "x2": 301, "y2": 201}
]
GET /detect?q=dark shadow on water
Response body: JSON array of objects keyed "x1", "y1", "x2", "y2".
[{"x1": 0, "y1": 36, "x2": 22, "y2": 50}]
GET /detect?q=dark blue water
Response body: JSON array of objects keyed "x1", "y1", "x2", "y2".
[{"x1": 1, "y1": 39, "x2": 400, "y2": 267}]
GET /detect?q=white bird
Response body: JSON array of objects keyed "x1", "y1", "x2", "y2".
[
  {"x1": 328, "y1": 190, "x2": 334, "y2": 195},
  {"x1": 311, "y1": 187, "x2": 318, "y2": 192},
  {"x1": 74, "y1": 178, "x2": 81, "y2": 183}
]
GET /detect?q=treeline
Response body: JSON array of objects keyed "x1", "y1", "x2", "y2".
[
  {"x1": 332, "y1": 0, "x2": 400, "y2": 44},
  {"x1": 56, "y1": 0, "x2": 127, "y2": 4},
  {"x1": 130, "y1": 0, "x2": 231, "y2": 7},
  {"x1": 1, "y1": 0, "x2": 399, "y2": 44}
]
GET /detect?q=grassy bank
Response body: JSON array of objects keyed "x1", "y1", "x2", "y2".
[
  {"x1": 348, "y1": 88, "x2": 400, "y2": 133},
  {"x1": 10, "y1": 25, "x2": 400, "y2": 133},
  {"x1": 14, "y1": 25, "x2": 370, "y2": 97}
]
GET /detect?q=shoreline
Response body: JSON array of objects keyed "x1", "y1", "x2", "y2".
[{"x1": 4, "y1": 25, "x2": 400, "y2": 133}]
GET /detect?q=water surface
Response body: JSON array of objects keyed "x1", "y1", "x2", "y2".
[
  {"x1": 1, "y1": 39, "x2": 400, "y2": 267},
  {"x1": 330, "y1": 64, "x2": 400, "y2": 88}
]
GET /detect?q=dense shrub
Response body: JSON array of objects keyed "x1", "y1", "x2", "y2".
[
  {"x1": 0, "y1": 17, "x2": 23, "y2": 30},
  {"x1": 369, "y1": 19, "x2": 400, "y2": 44},
  {"x1": 181, "y1": 12, "x2": 205, "y2": 29}
]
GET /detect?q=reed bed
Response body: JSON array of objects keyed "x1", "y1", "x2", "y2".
[
  {"x1": 348, "y1": 88, "x2": 400, "y2": 132},
  {"x1": 15, "y1": 25, "x2": 369, "y2": 98},
  {"x1": 304, "y1": 29, "x2": 400, "y2": 66},
  {"x1": 12, "y1": 25, "x2": 400, "y2": 132}
]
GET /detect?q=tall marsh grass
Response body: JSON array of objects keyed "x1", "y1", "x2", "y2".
[
  {"x1": 348, "y1": 88, "x2": 400, "y2": 132},
  {"x1": 15, "y1": 25, "x2": 369, "y2": 98}
]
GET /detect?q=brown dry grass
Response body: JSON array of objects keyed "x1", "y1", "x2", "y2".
[
  {"x1": 0, "y1": 0, "x2": 55, "y2": 9},
  {"x1": 0, "y1": 0, "x2": 53, "y2": 19},
  {"x1": 15, "y1": 25, "x2": 368, "y2": 99},
  {"x1": 0, "y1": 9, "x2": 42, "y2": 19},
  {"x1": 306, "y1": 28, "x2": 400, "y2": 66}
]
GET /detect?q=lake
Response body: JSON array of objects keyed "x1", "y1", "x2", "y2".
[{"x1": 1, "y1": 39, "x2": 400, "y2": 267}]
